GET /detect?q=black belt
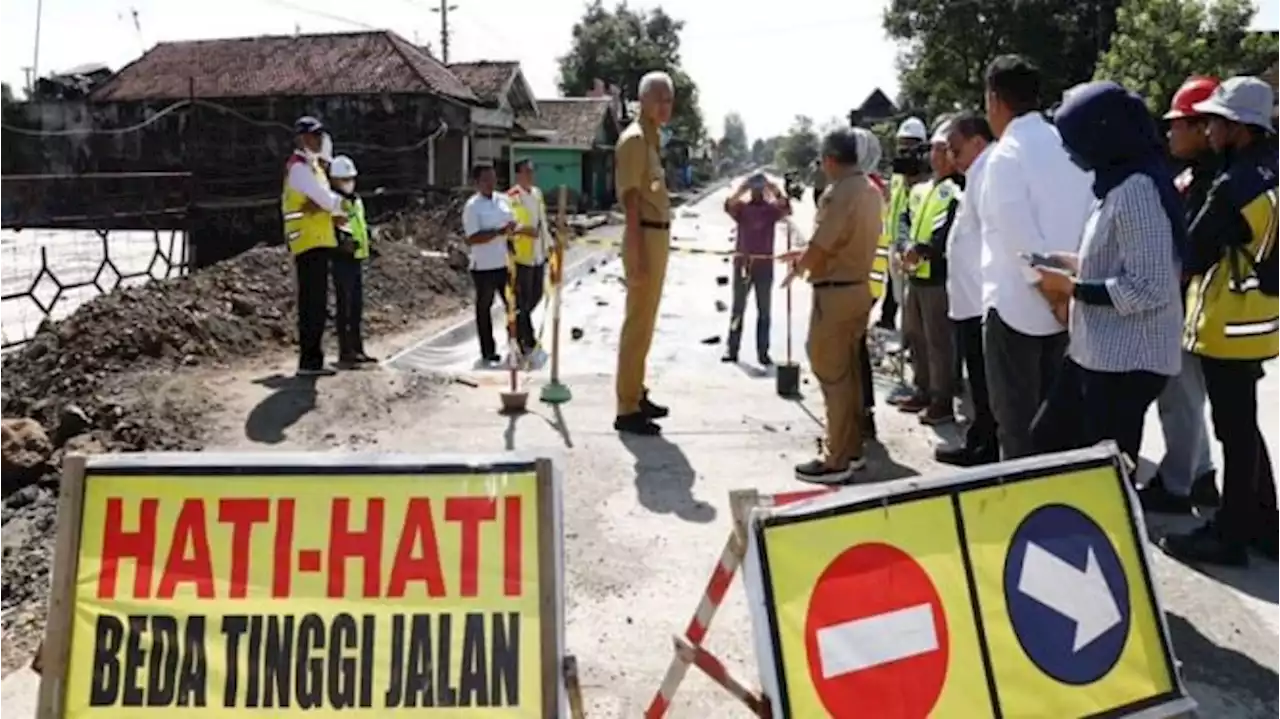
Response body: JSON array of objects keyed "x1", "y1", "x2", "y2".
[
  {"x1": 812, "y1": 280, "x2": 862, "y2": 289},
  {"x1": 640, "y1": 220, "x2": 670, "y2": 230}
]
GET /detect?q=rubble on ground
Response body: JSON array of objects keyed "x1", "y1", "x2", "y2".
[{"x1": 0, "y1": 224, "x2": 471, "y2": 671}]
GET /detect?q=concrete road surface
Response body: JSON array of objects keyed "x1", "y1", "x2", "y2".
[{"x1": 5, "y1": 173, "x2": 1275, "y2": 717}]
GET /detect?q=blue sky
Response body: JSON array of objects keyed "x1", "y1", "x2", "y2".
[{"x1": 1, "y1": 0, "x2": 1276, "y2": 139}]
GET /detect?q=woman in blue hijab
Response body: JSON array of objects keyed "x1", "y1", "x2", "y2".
[{"x1": 1029, "y1": 81, "x2": 1186, "y2": 467}]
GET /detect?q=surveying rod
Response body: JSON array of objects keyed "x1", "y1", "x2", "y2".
[{"x1": 540, "y1": 185, "x2": 572, "y2": 404}]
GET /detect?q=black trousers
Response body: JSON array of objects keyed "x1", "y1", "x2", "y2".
[
  {"x1": 294, "y1": 247, "x2": 332, "y2": 370},
  {"x1": 515, "y1": 263, "x2": 546, "y2": 352},
  {"x1": 955, "y1": 317, "x2": 997, "y2": 453},
  {"x1": 984, "y1": 308, "x2": 1068, "y2": 459},
  {"x1": 332, "y1": 253, "x2": 365, "y2": 359},
  {"x1": 1201, "y1": 357, "x2": 1278, "y2": 544},
  {"x1": 876, "y1": 275, "x2": 898, "y2": 329},
  {"x1": 1031, "y1": 358, "x2": 1167, "y2": 465},
  {"x1": 859, "y1": 335, "x2": 874, "y2": 412},
  {"x1": 472, "y1": 267, "x2": 511, "y2": 358}
]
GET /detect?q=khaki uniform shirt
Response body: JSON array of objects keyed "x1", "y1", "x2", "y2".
[
  {"x1": 809, "y1": 170, "x2": 883, "y2": 284},
  {"x1": 615, "y1": 118, "x2": 670, "y2": 225}
]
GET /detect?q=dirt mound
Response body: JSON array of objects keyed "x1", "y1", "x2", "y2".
[{"x1": 373, "y1": 192, "x2": 471, "y2": 266}]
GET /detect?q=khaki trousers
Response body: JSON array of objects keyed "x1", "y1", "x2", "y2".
[
  {"x1": 807, "y1": 283, "x2": 873, "y2": 465},
  {"x1": 616, "y1": 230, "x2": 671, "y2": 415}
]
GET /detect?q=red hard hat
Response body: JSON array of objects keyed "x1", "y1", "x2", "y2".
[{"x1": 1164, "y1": 76, "x2": 1220, "y2": 120}]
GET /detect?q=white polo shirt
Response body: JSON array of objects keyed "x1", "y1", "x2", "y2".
[
  {"x1": 945, "y1": 144, "x2": 991, "y2": 321},
  {"x1": 462, "y1": 192, "x2": 514, "y2": 271},
  {"x1": 978, "y1": 112, "x2": 1095, "y2": 336}
]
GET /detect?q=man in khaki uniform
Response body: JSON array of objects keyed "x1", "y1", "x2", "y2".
[
  {"x1": 782, "y1": 128, "x2": 884, "y2": 483},
  {"x1": 614, "y1": 71, "x2": 676, "y2": 435}
]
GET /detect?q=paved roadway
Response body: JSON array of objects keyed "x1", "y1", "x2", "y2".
[
  {"x1": 382, "y1": 172, "x2": 1278, "y2": 716},
  {"x1": 8, "y1": 174, "x2": 1271, "y2": 717}
]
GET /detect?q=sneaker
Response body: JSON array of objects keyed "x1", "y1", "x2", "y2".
[
  {"x1": 296, "y1": 365, "x2": 337, "y2": 377},
  {"x1": 1137, "y1": 477, "x2": 1194, "y2": 514},
  {"x1": 897, "y1": 394, "x2": 929, "y2": 413},
  {"x1": 482, "y1": 353, "x2": 501, "y2": 364},
  {"x1": 935, "y1": 445, "x2": 981, "y2": 467},
  {"x1": 721, "y1": 352, "x2": 738, "y2": 363},
  {"x1": 1189, "y1": 470, "x2": 1221, "y2": 508},
  {"x1": 758, "y1": 353, "x2": 773, "y2": 366},
  {"x1": 640, "y1": 393, "x2": 669, "y2": 419},
  {"x1": 1159, "y1": 523, "x2": 1249, "y2": 568},
  {"x1": 795, "y1": 459, "x2": 852, "y2": 485},
  {"x1": 918, "y1": 404, "x2": 955, "y2": 426},
  {"x1": 614, "y1": 412, "x2": 661, "y2": 436},
  {"x1": 886, "y1": 386, "x2": 915, "y2": 406}
]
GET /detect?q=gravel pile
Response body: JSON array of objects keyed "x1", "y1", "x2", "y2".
[{"x1": 0, "y1": 218, "x2": 473, "y2": 672}]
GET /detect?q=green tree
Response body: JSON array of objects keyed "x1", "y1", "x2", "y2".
[
  {"x1": 883, "y1": 0, "x2": 1123, "y2": 120},
  {"x1": 557, "y1": 0, "x2": 706, "y2": 145},
  {"x1": 720, "y1": 112, "x2": 749, "y2": 163},
  {"x1": 1094, "y1": 0, "x2": 1277, "y2": 114},
  {"x1": 776, "y1": 115, "x2": 819, "y2": 171}
]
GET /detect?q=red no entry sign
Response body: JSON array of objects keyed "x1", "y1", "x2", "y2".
[{"x1": 803, "y1": 542, "x2": 949, "y2": 718}]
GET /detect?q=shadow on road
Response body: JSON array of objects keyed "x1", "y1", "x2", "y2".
[
  {"x1": 1166, "y1": 611, "x2": 1279, "y2": 707},
  {"x1": 619, "y1": 432, "x2": 717, "y2": 523},
  {"x1": 500, "y1": 406, "x2": 575, "y2": 451},
  {"x1": 244, "y1": 374, "x2": 319, "y2": 444}
]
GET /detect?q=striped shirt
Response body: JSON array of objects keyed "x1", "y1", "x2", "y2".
[{"x1": 1068, "y1": 174, "x2": 1183, "y2": 376}]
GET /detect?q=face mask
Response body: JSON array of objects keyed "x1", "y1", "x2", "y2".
[{"x1": 335, "y1": 179, "x2": 355, "y2": 194}]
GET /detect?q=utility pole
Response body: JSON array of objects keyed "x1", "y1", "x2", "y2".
[
  {"x1": 32, "y1": 0, "x2": 44, "y2": 85},
  {"x1": 430, "y1": 0, "x2": 458, "y2": 63}
]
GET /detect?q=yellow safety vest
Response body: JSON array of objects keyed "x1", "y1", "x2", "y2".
[
  {"x1": 907, "y1": 178, "x2": 959, "y2": 281},
  {"x1": 281, "y1": 154, "x2": 338, "y2": 255},
  {"x1": 872, "y1": 174, "x2": 909, "y2": 298},
  {"x1": 1184, "y1": 172, "x2": 1279, "y2": 361},
  {"x1": 507, "y1": 185, "x2": 547, "y2": 266}
]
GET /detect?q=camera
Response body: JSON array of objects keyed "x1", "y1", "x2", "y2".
[{"x1": 891, "y1": 143, "x2": 930, "y2": 176}]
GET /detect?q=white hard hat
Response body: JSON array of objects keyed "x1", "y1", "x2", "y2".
[
  {"x1": 930, "y1": 118, "x2": 953, "y2": 145},
  {"x1": 329, "y1": 155, "x2": 358, "y2": 179},
  {"x1": 896, "y1": 116, "x2": 927, "y2": 141}
]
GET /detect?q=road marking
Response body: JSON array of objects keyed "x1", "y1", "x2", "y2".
[
  {"x1": 815, "y1": 602, "x2": 939, "y2": 678},
  {"x1": 1017, "y1": 542, "x2": 1122, "y2": 652}
]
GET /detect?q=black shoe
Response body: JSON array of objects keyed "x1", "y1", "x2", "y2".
[
  {"x1": 1159, "y1": 523, "x2": 1249, "y2": 568},
  {"x1": 1189, "y1": 470, "x2": 1221, "y2": 507},
  {"x1": 795, "y1": 458, "x2": 853, "y2": 485},
  {"x1": 296, "y1": 365, "x2": 337, "y2": 377},
  {"x1": 721, "y1": 352, "x2": 738, "y2": 363},
  {"x1": 482, "y1": 353, "x2": 501, "y2": 364},
  {"x1": 935, "y1": 445, "x2": 979, "y2": 467},
  {"x1": 354, "y1": 352, "x2": 377, "y2": 364},
  {"x1": 758, "y1": 353, "x2": 773, "y2": 366},
  {"x1": 614, "y1": 412, "x2": 661, "y2": 436},
  {"x1": 640, "y1": 393, "x2": 669, "y2": 419},
  {"x1": 1137, "y1": 478, "x2": 1194, "y2": 514},
  {"x1": 1249, "y1": 532, "x2": 1278, "y2": 562}
]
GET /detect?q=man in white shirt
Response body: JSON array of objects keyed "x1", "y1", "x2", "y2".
[
  {"x1": 461, "y1": 162, "x2": 517, "y2": 364},
  {"x1": 936, "y1": 112, "x2": 998, "y2": 466},
  {"x1": 978, "y1": 55, "x2": 1095, "y2": 459}
]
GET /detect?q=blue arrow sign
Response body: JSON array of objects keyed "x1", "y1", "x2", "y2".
[{"x1": 1003, "y1": 504, "x2": 1131, "y2": 685}]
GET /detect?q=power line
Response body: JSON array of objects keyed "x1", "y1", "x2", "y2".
[{"x1": 259, "y1": 0, "x2": 379, "y2": 31}]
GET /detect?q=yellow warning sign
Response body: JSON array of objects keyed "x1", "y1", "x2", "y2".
[
  {"x1": 959, "y1": 464, "x2": 1178, "y2": 717},
  {"x1": 756, "y1": 495, "x2": 995, "y2": 718},
  {"x1": 747, "y1": 444, "x2": 1195, "y2": 719}
]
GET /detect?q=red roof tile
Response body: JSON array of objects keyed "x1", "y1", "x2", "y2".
[{"x1": 90, "y1": 31, "x2": 477, "y2": 103}]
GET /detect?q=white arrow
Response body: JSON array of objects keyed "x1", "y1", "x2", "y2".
[{"x1": 1016, "y1": 541, "x2": 1122, "y2": 652}]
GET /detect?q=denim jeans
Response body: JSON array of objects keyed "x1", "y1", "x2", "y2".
[{"x1": 1155, "y1": 351, "x2": 1215, "y2": 494}]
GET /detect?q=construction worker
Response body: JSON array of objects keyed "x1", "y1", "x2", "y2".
[
  {"x1": 782, "y1": 128, "x2": 883, "y2": 484},
  {"x1": 328, "y1": 155, "x2": 375, "y2": 367},
  {"x1": 507, "y1": 159, "x2": 552, "y2": 358},
  {"x1": 614, "y1": 71, "x2": 676, "y2": 436},
  {"x1": 874, "y1": 116, "x2": 929, "y2": 332},
  {"x1": 282, "y1": 116, "x2": 343, "y2": 377},
  {"x1": 1161, "y1": 76, "x2": 1279, "y2": 567},
  {"x1": 896, "y1": 119, "x2": 962, "y2": 424}
]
